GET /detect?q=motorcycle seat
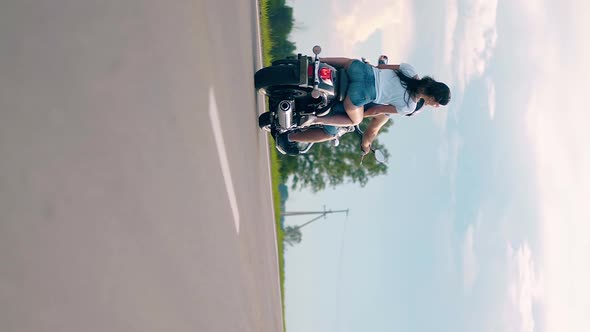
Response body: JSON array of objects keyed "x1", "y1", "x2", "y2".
[{"x1": 337, "y1": 68, "x2": 348, "y2": 102}]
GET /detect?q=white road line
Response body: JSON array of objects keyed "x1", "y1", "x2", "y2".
[{"x1": 208, "y1": 87, "x2": 240, "y2": 234}]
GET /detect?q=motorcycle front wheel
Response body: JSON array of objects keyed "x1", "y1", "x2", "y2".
[
  {"x1": 258, "y1": 112, "x2": 272, "y2": 132},
  {"x1": 266, "y1": 86, "x2": 310, "y2": 99}
]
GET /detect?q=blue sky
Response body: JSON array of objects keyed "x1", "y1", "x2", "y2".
[{"x1": 282, "y1": 0, "x2": 590, "y2": 331}]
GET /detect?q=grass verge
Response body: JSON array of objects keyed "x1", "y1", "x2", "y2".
[
  {"x1": 268, "y1": 141, "x2": 285, "y2": 314},
  {"x1": 258, "y1": 0, "x2": 286, "y2": 330},
  {"x1": 259, "y1": 0, "x2": 273, "y2": 67}
]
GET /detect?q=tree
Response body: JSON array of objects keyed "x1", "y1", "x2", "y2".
[
  {"x1": 284, "y1": 226, "x2": 302, "y2": 246},
  {"x1": 279, "y1": 119, "x2": 392, "y2": 192},
  {"x1": 267, "y1": 1, "x2": 296, "y2": 60},
  {"x1": 270, "y1": 39, "x2": 296, "y2": 61}
]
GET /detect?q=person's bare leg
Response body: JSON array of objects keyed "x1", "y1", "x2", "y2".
[
  {"x1": 342, "y1": 96, "x2": 364, "y2": 124},
  {"x1": 311, "y1": 113, "x2": 355, "y2": 126},
  {"x1": 288, "y1": 128, "x2": 335, "y2": 143},
  {"x1": 312, "y1": 96, "x2": 364, "y2": 126}
]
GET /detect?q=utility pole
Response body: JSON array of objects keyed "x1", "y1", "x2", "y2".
[{"x1": 282, "y1": 205, "x2": 349, "y2": 229}]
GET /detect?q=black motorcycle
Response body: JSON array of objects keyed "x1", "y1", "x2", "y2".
[{"x1": 255, "y1": 46, "x2": 388, "y2": 156}]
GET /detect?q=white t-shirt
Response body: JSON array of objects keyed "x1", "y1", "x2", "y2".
[{"x1": 372, "y1": 63, "x2": 418, "y2": 115}]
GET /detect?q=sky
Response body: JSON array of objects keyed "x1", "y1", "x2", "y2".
[{"x1": 282, "y1": 0, "x2": 590, "y2": 331}]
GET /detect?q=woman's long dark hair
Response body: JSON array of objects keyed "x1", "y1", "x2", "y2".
[{"x1": 395, "y1": 70, "x2": 451, "y2": 107}]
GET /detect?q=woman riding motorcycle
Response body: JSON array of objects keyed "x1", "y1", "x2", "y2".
[{"x1": 279, "y1": 57, "x2": 449, "y2": 154}]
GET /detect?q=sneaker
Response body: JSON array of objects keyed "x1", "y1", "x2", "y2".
[
  {"x1": 276, "y1": 132, "x2": 299, "y2": 155},
  {"x1": 298, "y1": 114, "x2": 317, "y2": 127}
]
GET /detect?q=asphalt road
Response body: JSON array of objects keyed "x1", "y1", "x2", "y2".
[{"x1": 0, "y1": 1, "x2": 282, "y2": 331}]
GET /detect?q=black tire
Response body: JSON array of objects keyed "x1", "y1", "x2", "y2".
[
  {"x1": 254, "y1": 64, "x2": 300, "y2": 90},
  {"x1": 258, "y1": 112, "x2": 272, "y2": 131},
  {"x1": 266, "y1": 85, "x2": 311, "y2": 99},
  {"x1": 272, "y1": 58, "x2": 298, "y2": 66}
]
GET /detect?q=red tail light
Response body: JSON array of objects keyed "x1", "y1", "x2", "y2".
[
  {"x1": 308, "y1": 65, "x2": 314, "y2": 76},
  {"x1": 319, "y1": 67, "x2": 332, "y2": 81}
]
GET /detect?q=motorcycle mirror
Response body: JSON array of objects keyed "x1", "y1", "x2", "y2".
[
  {"x1": 312, "y1": 45, "x2": 322, "y2": 55},
  {"x1": 373, "y1": 149, "x2": 386, "y2": 163}
]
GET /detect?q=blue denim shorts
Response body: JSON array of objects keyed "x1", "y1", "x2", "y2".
[
  {"x1": 346, "y1": 60, "x2": 377, "y2": 106},
  {"x1": 322, "y1": 60, "x2": 376, "y2": 136}
]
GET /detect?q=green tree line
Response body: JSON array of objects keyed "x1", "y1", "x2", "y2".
[{"x1": 266, "y1": 0, "x2": 297, "y2": 59}]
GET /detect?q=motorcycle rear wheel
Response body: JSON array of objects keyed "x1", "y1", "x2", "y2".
[
  {"x1": 254, "y1": 64, "x2": 300, "y2": 91},
  {"x1": 272, "y1": 58, "x2": 298, "y2": 66}
]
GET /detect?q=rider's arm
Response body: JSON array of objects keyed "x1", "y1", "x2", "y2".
[
  {"x1": 376, "y1": 64, "x2": 400, "y2": 70},
  {"x1": 376, "y1": 63, "x2": 420, "y2": 79},
  {"x1": 364, "y1": 104, "x2": 398, "y2": 117},
  {"x1": 361, "y1": 115, "x2": 390, "y2": 151}
]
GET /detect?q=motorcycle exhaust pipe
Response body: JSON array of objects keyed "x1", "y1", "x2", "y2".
[{"x1": 277, "y1": 100, "x2": 295, "y2": 129}]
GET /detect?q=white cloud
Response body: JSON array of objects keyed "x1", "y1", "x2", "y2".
[
  {"x1": 432, "y1": 102, "x2": 451, "y2": 131},
  {"x1": 519, "y1": 2, "x2": 590, "y2": 331},
  {"x1": 453, "y1": 0, "x2": 498, "y2": 93},
  {"x1": 330, "y1": 0, "x2": 414, "y2": 60},
  {"x1": 443, "y1": 0, "x2": 458, "y2": 67},
  {"x1": 438, "y1": 130, "x2": 463, "y2": 204},
  {"x1": 504, "y1": 242, "x2": 544, "y2": 332},
  {"x1": 526, "y1": 77, "x2": 590, "y2": 332},
  {"x1": 516, "y1": 0, "x2": 546, "y2": 21},
  {"x1": 462, "y1": 223, "x2": 479, "y2": 293},
  {"x1": 437, "y1": 210, "x2": 457, "y2": 276},
  {"x1": 486, "y1": 78, "x2": 496, "y2": 120}
]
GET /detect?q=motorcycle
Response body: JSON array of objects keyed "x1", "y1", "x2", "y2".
[{"x1": 254, "y1": 46, "x2": 388, "y2": 158}]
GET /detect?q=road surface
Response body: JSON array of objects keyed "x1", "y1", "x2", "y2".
[{"x1": 0, "y1": 1, "x2": 282, "y2": 331}]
